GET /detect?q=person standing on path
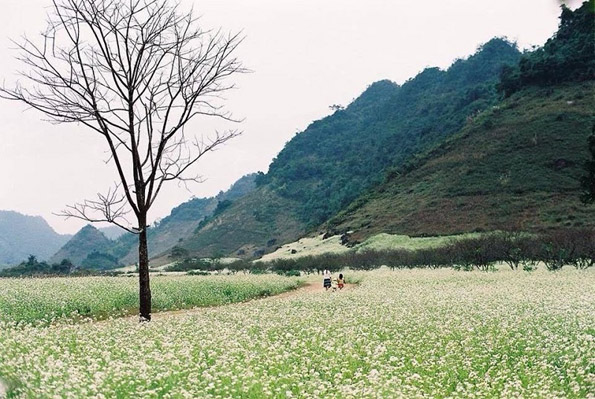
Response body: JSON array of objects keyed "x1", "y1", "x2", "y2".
[
  {"x1": 323, "y1": 270, "x2": 332, "y2": 291},
  {"x1": 337, "y1": 273, "x2": 345, "y2": 290}
]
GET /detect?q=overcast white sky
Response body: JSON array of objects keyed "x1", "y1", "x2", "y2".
[{"x1": 0, "y1": 0, "x2": 581, "y2": 234}]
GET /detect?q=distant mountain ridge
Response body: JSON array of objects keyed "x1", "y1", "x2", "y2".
[
  {"x1": 0, "y1": 211, "x2": 71, "y2": 267},
  {"x1": 99, "y1": 226, "x2": 126, "y2": 240}
]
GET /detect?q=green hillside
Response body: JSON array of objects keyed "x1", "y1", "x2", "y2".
[
  {"x1": 258, "y1": 38, "x2": 521, "y2": 227},
  {"x1": 181, "y1": 188, "x2": 304, "y2": 258},
  {"x1": 62, "y1": 173, "x2": 258, "y2": 266},
  {"x1": 182, "y1": 39, "x2": 522, "y2": 258},
  {"x1": 328, "y1": 1, "x2": 595, "y2": 241},
  {"x1": 328, "y1": 82, "x2": 595, "y2": 241}
]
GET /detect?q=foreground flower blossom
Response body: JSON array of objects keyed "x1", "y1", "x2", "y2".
[{"x1": 0, "y1": 269, "x2": 593, "y2": 398}]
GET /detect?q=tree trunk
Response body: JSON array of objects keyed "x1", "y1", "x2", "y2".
[{"x1": 138, "y1": 222, "x2": 152, "y2": 322}]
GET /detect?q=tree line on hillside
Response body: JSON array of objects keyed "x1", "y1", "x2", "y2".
[
  {"x1": 166, "y1": 229, "x2": 594, "y2": 275},
  {"x1": 2, "y1": 228, "x2": 591, "y2": 278},
  {"x1": 0, "y1": 256, "x2": 98, "y2": 278}
]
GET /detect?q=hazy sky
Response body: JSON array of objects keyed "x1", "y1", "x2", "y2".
[{"x1": 0, "y1": 0, "x2": 581, "y2": 234}]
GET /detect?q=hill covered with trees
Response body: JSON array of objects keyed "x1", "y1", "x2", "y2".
[
  {"x1": 258, "y1": 38, "x2": 521, "y2": 227},
  {"x1": 328, "y1": 1, "x2": 595, "y2": 241},
  {"x1": 180, "y1": 38, "x2": 523, "y2": 257},
  {"x1": 50, "y1": 225, "x2": 115, "y2": 268},
  {"x1": 499, "y1": 0, "x2": 594, "y2": 96},
  {"x1": 328, "y1": 82, "x2": 595, "y2": 241},
  {"x1": 179, "y1": 2, "x2": 594, "y2": 259}
]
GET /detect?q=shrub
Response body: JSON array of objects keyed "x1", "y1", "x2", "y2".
[{"x1": 448, "y1": 236, "x2": 500, "y2": 272}]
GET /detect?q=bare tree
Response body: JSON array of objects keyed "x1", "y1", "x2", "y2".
[{"x1": 1, "y1": 0, "x2": 244, "y2": 321}]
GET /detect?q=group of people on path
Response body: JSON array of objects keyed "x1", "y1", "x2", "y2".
[{"x1": 322, "y1": 270, "x2": 345, "y2": 291}]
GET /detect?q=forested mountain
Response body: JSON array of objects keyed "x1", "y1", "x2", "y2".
[
  {"x1": 178, "y1": 2, "x2": 594, "y2": 259},
  {"x1": 257, "y1": 38, "x2": 521, "y2": 227},
  {"x1": 328, "y1": 82, "x2": 595, "y2": 240},
  {"x1": 180, "y1": 38, "x2": 522, "y2": 257},
  {"x1": 0, "y1": 211, "x2": 71, "y2": 267},
  {"x1": 327, "y1": 1, "x2": 595, "y2": 241}
]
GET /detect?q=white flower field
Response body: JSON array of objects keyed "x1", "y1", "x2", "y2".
[{"x1": 0, "y1": 269, "x2": 593, "y2": 398}]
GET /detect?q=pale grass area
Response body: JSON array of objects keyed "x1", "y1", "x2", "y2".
[
  {"x1": 355, "y1": 232, "x2": 483, "y2": 251},
  {"x1": 115, "y1": 258, "x2": 242, "y2": 272},
  {"x1": 259, "y1": 234, "x2": 350, "y2": 261},
  {"x1": 259, "y1": 232, "x2": 484, "y2": 262}
]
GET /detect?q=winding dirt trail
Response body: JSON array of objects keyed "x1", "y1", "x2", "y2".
[
  {"x1": 0, "y1": 378, "x2": 6, "y2": 399},
  {"x1": 150, "y1": 281, "x2": 356, "y2": 321},
  {"x1": 93, "y1": 280, "x2": 356, "y2": 324}
]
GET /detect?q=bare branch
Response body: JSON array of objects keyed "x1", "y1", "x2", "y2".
[
  {"x1": 1, "y1": 0, "x2": 245, "y2": 227},
  {"x1": 2, "y1": 0, "x2": 244, "y2": 321},
  {"x1": 56, "y1": 184, "x2": 139, "y2": 234}
]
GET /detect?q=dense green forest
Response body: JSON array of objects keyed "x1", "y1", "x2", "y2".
[
  {"x1": 499, "y1": 0, "x2": 594, "y2": 96},
  {"x1": 257, "y1": 38, "x2": 521, "y2": 228}
]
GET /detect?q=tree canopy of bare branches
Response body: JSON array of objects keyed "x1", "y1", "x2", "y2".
[{"x1": 1, "y1": 0, "x2": 245, "y2": 321}]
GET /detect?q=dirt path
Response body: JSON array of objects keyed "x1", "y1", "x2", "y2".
[
  {"x1": 149, "y1": 281, "x2": 356, "y2": 320},
  {"x1": 92, "y1": 280, "x2": 356, "y2": 324},
  {"x1": 0, "y1": 378, "x2": 6, "y2": 399}
]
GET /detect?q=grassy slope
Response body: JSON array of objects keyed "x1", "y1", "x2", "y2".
[
  {"x1": 115, "y1": 174, "x2": 257, "y2": 264},
  {"x1": 329, "y1": 82, "x2": 595, "y2": 241},
  {"x1": 259, "y1": 232, "x2": 484, "y2": 262},
  {"x1": 181, "y1": 187, "x2": 305, "y2": 258}
]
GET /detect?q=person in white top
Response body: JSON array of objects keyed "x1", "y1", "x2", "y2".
[{"x1": 323, "y1": 269, "x2": 332, "y2": 291}]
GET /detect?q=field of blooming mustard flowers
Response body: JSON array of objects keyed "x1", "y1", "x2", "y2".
[
  {"x1": 0, "y1": 275, "x2": 303, "y2": 325},
  {"x1": 0, "y1": 269, "x2": 593, "y2": 398}
]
